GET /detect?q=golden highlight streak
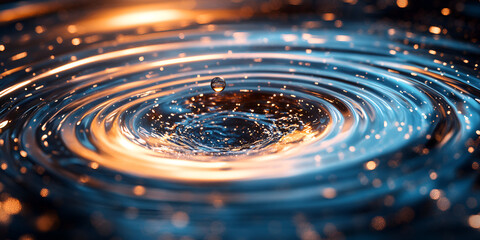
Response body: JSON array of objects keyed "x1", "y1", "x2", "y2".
[{"x1": 0, "y1": 2, "x2": 64, "y2": 22}]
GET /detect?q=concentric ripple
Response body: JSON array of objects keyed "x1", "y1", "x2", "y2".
[{"x1": 1, "y1": 17, "x2": 480, "y2": 238}]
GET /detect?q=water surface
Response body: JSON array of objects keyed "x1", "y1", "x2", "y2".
[{"x1": 0, "y1": 2, "x2": 480, "y2": 239}]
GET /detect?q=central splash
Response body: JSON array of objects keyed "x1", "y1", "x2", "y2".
[{"x1": 137, "y1": 90, "x2": 329, "y2": 156}]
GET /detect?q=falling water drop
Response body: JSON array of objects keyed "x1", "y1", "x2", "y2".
[{"x1": 210, "y1": 77, "x2": 226, "y2": 92}]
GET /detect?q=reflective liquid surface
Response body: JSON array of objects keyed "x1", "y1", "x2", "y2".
[{"x1": 0, "y1": 1, "x2": 479, "y2": 239}]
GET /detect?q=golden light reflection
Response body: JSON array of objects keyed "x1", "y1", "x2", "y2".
[
  {"x1": 371, "y1": 216, "x2": 386, "y2": 230},
  {"x1": 36, "y1": 213, "x2": 58, "y2": 232},
  {"x1": 1, "y1": 197, "x2": 22, "y2": 215},
  {"x1": 469, "y1": 215, "x2": 480, "y2": 228},
  {"x1": 107, "y1": 10, "x2": 183, "y2": 28},
  {"x1": 396, "y1": 0, "x2": 408, "y2": 8},
  {"x1": 322, "y1": 188, "x2": 337, "y2": 199},
  {"x1": 429, "y1": 26, "x2": 442, "y2": 34},
  {"x1": 10, "y1": 52, "x2": 28, "y2": 61},
  {"x1": 0, "y1": 1, "x2": 65, "y2": 22},
  {"x1": 322, "y1": 13, "x2": 335, "y2": 21},
  {"x1": 40, "y1": 188, "x2": 49, "y2": 197},
  {"x1": 0, "y1": 120, "x2": 9, "y2": 129},
  {"x1": 441, "y1": 8, "x2": 451, "y2": 16},
  {"x1": 365, "y1": 160, "x2": 377, "y2": 170},
  {"x1": 133, "y1": 185, "x2": 146, "y2": 196},
  {"x1": 72, "y1": 4, "x2": 246, "y2": 34},
  {"x1": 335, "y1": 35, "x2": 351, "y2": 42},
  {"x1": 430, "y1": 189, "x2": 441, "y2": 200}
]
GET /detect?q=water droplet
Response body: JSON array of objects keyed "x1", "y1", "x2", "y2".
[{"x1": 210, "y1": 77, "x2": 226, "y2": 92}]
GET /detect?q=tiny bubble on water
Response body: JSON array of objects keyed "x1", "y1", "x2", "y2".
[{"x1": 211, "y1": 77, "x2": 226, "y2": 92}]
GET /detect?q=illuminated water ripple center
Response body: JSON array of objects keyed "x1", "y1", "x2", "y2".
[{"x1": 0, "y1": 2, "x2": 479, "y2": 239}]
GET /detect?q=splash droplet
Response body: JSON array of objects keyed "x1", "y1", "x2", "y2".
[{"x1": 210, "y1": 77, "x2": 226, "y2": 92}]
